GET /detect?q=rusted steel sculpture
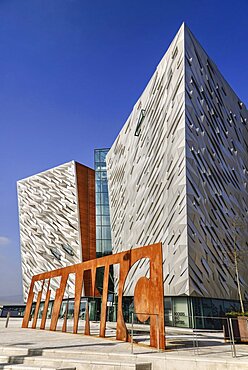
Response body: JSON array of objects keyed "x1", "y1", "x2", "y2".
[
  {"x1": 22, "y1": 243, "x2": 165, "y2": 349},
  {"x1": 84, "y1": 301, "x2": 90, "y2": 336}
]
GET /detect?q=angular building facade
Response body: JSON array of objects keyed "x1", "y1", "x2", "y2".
[
  {"x1": 17, "y1": 161, "x2": 95, "y2": 302},
  {"x1": 106, "y1": 24, "x2": 248, "y2": 325}
]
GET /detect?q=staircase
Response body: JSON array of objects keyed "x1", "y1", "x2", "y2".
[{"x1": 0, "y1": 346, "x2": 151, "y2": 370}]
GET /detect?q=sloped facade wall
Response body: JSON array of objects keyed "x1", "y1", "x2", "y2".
[
  {"x1": 185, "y1": 28, "x2": 248, "y2": 299},
  {"x1": 107, "y1": 25, "x2": 188, "y2": 296},
  {"x1": 18, "y1": 161, "x2": 82, "y2": 301},
  {"x1": 107, "y1": 23, "x2": 248, "y2": 301}
]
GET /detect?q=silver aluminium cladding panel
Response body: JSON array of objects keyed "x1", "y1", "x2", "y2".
[
  {"x1": 107, "y1": 23, "x2": 248, "y2": 300},
  {"x1": 185, "y1": 28, "x2": 248, "y2": 299},
  {"x1": 107, "y1": 25, "x2": 188, "y2": 296},
  {"x1": 17, "y1": 161, "x2": 82, "y2": 302}
]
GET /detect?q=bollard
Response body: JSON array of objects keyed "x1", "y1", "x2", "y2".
[{"x1": 5, "y1": 312, "x2": 10, "y2": 328}]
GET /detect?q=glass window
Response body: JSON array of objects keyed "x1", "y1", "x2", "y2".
[
  {"x1": 95, "y1": 172, "x2": 101, "y2": 180},
  {"x1": 101, "y1": 171, "x2": 107, "y2": 180},
  {"x1": 94, "y1": 151, "x2": 100, "y2": 163},
  {"x1": 68, "y1": 301, "x2": 75, "y2": 318},
  {"x1": 96, "y1": 227, "x2": 101, "y2": 239},
  {"x1": 173, "y1": 297, "x2": 189, "y2": 327},
  {"x1": 192, "y1": 297, "x2": 204, "y2": 329},
  {"x1": 100, "y1": 150, "x2": 108, "y2": 162},
  {"x1": 101, "y1": 182, "x2": 109, "y2": 193},
  {"x1": 224, "y1": 300, "x2": 240, "y2": 313},
  {"x1": 95, "y1": 181, "x2": 108, "y2": 193},
  {"x1": 212, "y1": 299, "x2": 225, "y2": 317},
  {"x1": 95, "y1": 193, "x2": 101, "y2": 205},
  {"x1": 102, "y1": 240, "x2": 112, "y2": 253},
  {"x1": 94, "y1": 148, "x2": 112, "y2": 258},
  {"x1": 202, "y1": 298, "x2": 212, "y2": 317},
  {"x1": 102, "y1": 227, "x2": 111, "y2": 240},
  {"x1": 98, "y1": 162, "x2": 107, "y2": 170},
  {"x1": 164, "y1": 297, "x2": 173, "y2": 326},
  {"x1": 96, "y1": 240, "x2": 102, "y2": 253},
  {"x1": 101, "y1": 192, "x2": 109, "y2": 205},
  {"x1": 95, "y1": 181, "x2": 102, "y2": 192},
  {"x1": 47, "y1": 301, "x2": 54, "y2": 319},
  {"x1": 101, "y1": 205, "x2": 110, "y2": 215},
  {"x1": 102, "y1": 215, "x2": 110, "y2": 226}
]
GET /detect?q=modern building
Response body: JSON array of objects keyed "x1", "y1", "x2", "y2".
[
  {"x1": 17, "y1": 161, "x2": 95, "y2": 302},
  {"x1": 17, "y1": 23, "x2": 248, "y2": 329},
  {"x1": 106, "y1": 23, "x2": 248, "y2": 326}
]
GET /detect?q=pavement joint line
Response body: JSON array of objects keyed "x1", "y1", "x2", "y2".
[
  {"x1": 2, "y1": 324, "x2": 248, "y2": 363},
  {"x1": 22, "y1": 327, "x2": 160, "y2": 353}
]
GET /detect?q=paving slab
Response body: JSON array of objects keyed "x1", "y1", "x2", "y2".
[{"x1": 1, "y1": 319, "x2": 248, "y2": 369}]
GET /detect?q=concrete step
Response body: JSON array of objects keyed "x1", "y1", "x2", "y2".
[
  {"x1": 0, "y1": 354, "x2": 9, "y2": 363},
  {"x1": 0, "y1": 347, "x2": 28, "y2": 356},
  {"x1": 11, "y1": 355, "x2": 151, "y2": 370},
  {"x1": 42, "y1": 348, "x2": 139, "y2": 361},
  {"x1": 0, "y1": 347, "x2": 145, "y2": 361},
  {"x1": 0, "y1": 365, "x2": 75, "y2": 370},
  {"x1": 0, "y1": 347, "x2": 151, "y2": 370}
]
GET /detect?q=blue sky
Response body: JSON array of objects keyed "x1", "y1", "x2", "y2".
[{"x1": 0, "y1": 0, "x2": 247, "y2": 302}]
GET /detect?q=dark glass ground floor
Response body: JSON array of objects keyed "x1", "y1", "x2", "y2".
[
  {"x1": 123, "y1": 296, "x2": 246, "y2": 329},
  {"x1": 31, "y1": 296, "x2": 246, "y2": 330}
]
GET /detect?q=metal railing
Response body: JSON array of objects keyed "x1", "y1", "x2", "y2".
[
  {"x1": 128, "y1": 314, "x2": 248, "y2": 358},
  {"x1": 166, "y1": 315, "x2": 240, "y2": 358},
  {"x1": 0, "y1": 312, "x2": 23, "y2": 329},
  {"x1": 5, "y1": 309, "x2": 248, "y2": 360},
  {"x1": 193, "y1": 315, "x2": 236, "y2": 357}
]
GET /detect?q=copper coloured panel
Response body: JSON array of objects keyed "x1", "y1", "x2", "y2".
[
  {"x1": 75, "y1": 162, "x2": 96, "y2": 296},
  {"x1": 84, "y1": 301, "x2": 90, "y2": 335},
  {"x1": 75, "y1": 163, "x2": 96, "y2": 262},
  {"x1": 22, "y1": 243, "x2": 165, "y2": 349},
  {"x1": 134, "y1": 276, "x2": 150, "y2": 322},
  {"x1": 50, "y1": 274, "x2": 68, "y2": 331},
  {"x1": 99, "y1": 264, "x2": 109, "y2": 337},
  {"x1": 22, "y1": 279, "x2": 35, "y2": 328},
  {"x1": 32, "y1": 280, "x2": 44, "y2": 329},
  {"x1": 62, "y1": 300, "x2": 69, "y2": 333},
  {"x1": 73, "y1": 269, "x2": 84, "y2": 334},
  {"x1": 40, "y1": 280, "x2": 51, "y2": 330}
]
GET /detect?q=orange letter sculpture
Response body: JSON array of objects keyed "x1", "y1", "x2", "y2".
[{"x1": 22, "y1": 243, "x2": 165, "y2": 349}]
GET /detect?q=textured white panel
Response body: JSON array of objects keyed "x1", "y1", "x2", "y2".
[
  {"x1": 17, "y1": 161, "x2": 82, "y2": 302},
  {"x1": 107, "y1": 23, "x2": 248, "y2": 300},
  {"x1": 107, "y1": 24, "x2": 187, "y2": 296},
  {"x1": 185, "y1": 28, "x2": 248, "y2": 299}
]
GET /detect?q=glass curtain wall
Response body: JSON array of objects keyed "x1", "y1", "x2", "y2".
[{"x1": 94, "y1": 149, "x2": 112, "y2": 257}]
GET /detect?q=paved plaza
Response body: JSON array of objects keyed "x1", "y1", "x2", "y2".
[{"x1": 0, "y1": 318, "x2": 248, "y2": 369}]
